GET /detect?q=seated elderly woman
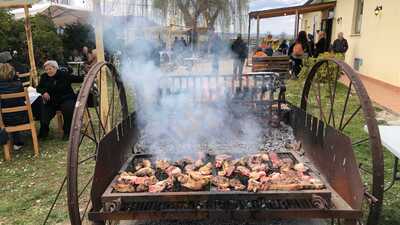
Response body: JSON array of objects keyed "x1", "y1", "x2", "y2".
[
  {"x1": 0, "y1": 63, "x2": 28, "y2": 150},
  {"x1": 37, "y1": 60, "x2": 83, "y2": 139}
]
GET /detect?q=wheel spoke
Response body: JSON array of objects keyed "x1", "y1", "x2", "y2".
[
  {"x1": 340, "y1": 105, "x2": 362, "y2": 131},
  {"x1": 80, "y1": 199, "x2": 92, "y2": 222},
  {"x1": 84, "y1": 107, "x2": 99, "y2": 145},
  {"x1": 78, "y1": 154, "x2": 96, "y2": 165},
  {"x1": 328, "y1": 65, "x2": 340, "y2": 128},
  {"x1": 339, "y1": 81, "x2": 352, "y2": 129},
  {"x1": 78, "y1": 174, "x2": 94, "y2": 199}
]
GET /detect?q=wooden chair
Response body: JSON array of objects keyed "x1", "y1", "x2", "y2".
[
  {"x1": 0, "y1": 88, "x2": 39, "y2": 161},
  {"x1": 56, "y1": 111, "x2": 64, "y2": 135},
  {"x1": 16, "y1": 72, "x2": 32, "y2": 87}
]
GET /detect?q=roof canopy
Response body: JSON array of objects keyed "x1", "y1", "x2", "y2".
[
  {"x1": 12, "y1": 2, "x2": 90, "y2": 26},
  {"x1": 249, "y1": 2, "x2": 336, "y2": 19}
]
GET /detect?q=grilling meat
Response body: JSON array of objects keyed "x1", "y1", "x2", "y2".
[
  {"x1": 184, "y1": 164, "x2": 196, "y2": 172},
  {"x1": 236, "y1": 166, "x2": 251, "y2": 177},
  {"x1": 211, "y1": 176, "x2": 230, "y2": 189},
  {"x1": 156, "y1": 160, "x2": 170, "y2": 171},
  {"x1": 249, "y1": 171, "x2": 267, "y2": 180},
  {"x1": 113, "y1": 183, "x2": 135, "y2": 193},
  {"x1": 251, "y1": 163, "x2": 267, "y2": 172},
  {"x1": 229, "y1": 178, "x2": 246, "y2": 191},
  {"x1": 181, "y1": 177, "x2": 209, "y2": 191},
  {"x1": 294, "y1": 163, "x2": 307, "y2": 172},
  {"x1": 134, "y1": 167, "x2": 155, "y2": 177},
  {"x1": 248, "y1": 179, "x2": 261, "y2": 192},
  {"x1": 215, "y1": 154, "x2": 232, "y2": 168},
  {"x1": 149, "y1": 178, "x2": 173, "y2": 193},
  {"x1": 194, "y1": 159, "x2": 204, "y2": 169},
  {"x1": 115, "y1": 152, "x2": 326, "y2": 193},
  {"x1": 222, "y1": 161, "x2": 235, "y2": 177},
  {"x1": 198, "y1": 162, "x2": 212, "y2": 175},
  {"x1": 136, "y1": 184, "x2": 149, "y2": 192},
  {"x1": 165, "y1": 166, "x2": 182, "y2": 177},
  {"x1": 268, "y1": 152, "x2": 282, "y2": 168},
  {"x1": 260, "y1": 153, "x2": 269, "y2": 161}
]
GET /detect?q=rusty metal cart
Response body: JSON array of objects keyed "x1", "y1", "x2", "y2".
[{"x1": 44, "y1": 59, "x2": 384, "y2": 225}]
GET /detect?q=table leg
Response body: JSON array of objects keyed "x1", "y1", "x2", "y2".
[{"x1": 384, "y1": 156, "x2": 399, "y2": 192}]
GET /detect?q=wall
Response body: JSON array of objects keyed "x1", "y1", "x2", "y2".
[
  {"x1": 301, "y1": 11, "x2": 322, "y2": 37},
  {"x1": 332, "y1": 0, "x2": 400, "y2": 87}
]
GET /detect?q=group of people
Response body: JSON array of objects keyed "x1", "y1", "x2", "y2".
[
  {"x1": 255, "y1": 34, "x2": 290, "y2": 57},
  {"x1": 288, "y1": 30, "x2": 349, "y2": 77},
  {"x1": 0, "y1": 51, "x2": 84, "y2": 151}
]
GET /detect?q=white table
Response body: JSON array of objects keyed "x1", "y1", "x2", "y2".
[{"x1": 369, "y1": 125, "x2": 400, "y2": 191}]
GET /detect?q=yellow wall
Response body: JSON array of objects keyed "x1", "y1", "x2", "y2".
[
  {"x1": 301, "y1": 11, "x2": 322, "y2": 36},
  {"x1": 332, "y1": 0, "x2": 400, "y2": 87},
  {"x1": 301, "y1": 0, "x2": 400, "y2": 87}
]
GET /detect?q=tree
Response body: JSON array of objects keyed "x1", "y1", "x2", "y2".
[
  {"x1": 153, "y1": 0, "x2": 248, "y2": 33},
  {"x1": 62, "y1": 22, "x2": 95, "y2": 58},
  {"x1": 0, "y1": 10, "x2": 26, "y2": 63},
  {"x1": 30, "y1": 15, "x2": 64, "y2": 65}
]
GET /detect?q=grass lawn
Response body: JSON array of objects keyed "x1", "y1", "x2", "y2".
[{"x1": 0, "y1": 78, "x2": 399, "y2": 225}]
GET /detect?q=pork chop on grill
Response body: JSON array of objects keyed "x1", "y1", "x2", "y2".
[
  {"x1": 236, "y1": 166, "x2": 251, "y2": 177},
  {"x1": 134, "y1": 167, "x2": 155, "y2": 177},
  {"x1": 229, "y1": 178, "x2": 246, "y2": 191},
  {"x1": 113, "y1": 183, "x2": 135, "y2": 193},
  {"x1": 215, "y1": 154, "x2": 232, "y2": 168},
  {"x1": 156, "y1": 160, "x2": 170, "y2": 171},
  {"x1": 181, "y1": 177, "x2": 209, "y2": 191},
  {"x1": 198, "y1": 162, "x2": 212, "y2": 175},
  {"x1": 211, "y1": 176, "x2": 230, "y2": 189}
]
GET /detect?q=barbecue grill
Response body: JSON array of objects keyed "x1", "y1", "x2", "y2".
[{"x1": 45, "y1": 59, "x2": 384, "y2": 225}]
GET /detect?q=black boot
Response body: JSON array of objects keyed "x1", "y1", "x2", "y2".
[{"x1": 38, "y1": 126, "x2": 49, "y2": 139}]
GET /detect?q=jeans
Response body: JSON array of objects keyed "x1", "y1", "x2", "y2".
[
  {"x1": 233, "y1": 58, "x2": 245, "y2": 79},
  {"x1": 212, "y1": 54, "x2": 219, "y2": 74}
]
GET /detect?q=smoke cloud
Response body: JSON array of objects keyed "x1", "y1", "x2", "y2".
[{"x1": 97, "y1": 15, "x2": 265, "y2": 161}]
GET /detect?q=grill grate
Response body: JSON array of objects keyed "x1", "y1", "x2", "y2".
[{"x1": 123, "y1": 198, "x2": 325, "y2": 212}]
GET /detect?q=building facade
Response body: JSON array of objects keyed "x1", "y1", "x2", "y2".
[{"x1": 301, "y1": 0, "x2": 400, "y2": 88}]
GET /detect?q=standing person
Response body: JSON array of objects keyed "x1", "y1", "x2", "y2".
[
  {"x1": 288, "y1": 31, "x2": 311, "y2": 77},
  {"x1": 278, "y1": 40, "x2": 289, "y2": 55},
  {"x1": 307, "y1": 34, "x2": 315, "y2": 57},
  {"x1": 315, "y1": 31, "x2": 327, "y2": 57},
  {"x1": 210, "y1": 33, "x2": 222, "y2": 74},
  {"x1": 180, "y1": 37, "x2": 187, "y2": 48},
  {"x1": 36, "y1": 60, "x2": 84, "y2": 139},
  {"x1": 231, "y1": 34, "x2": 248, "y2": 79},
  {"x1": 332, "y1": 32, "x2": 349, "y2": 56}
]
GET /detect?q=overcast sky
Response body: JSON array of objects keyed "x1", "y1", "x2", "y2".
[
  {"x1": 68, "y1": 0, "x2": 307, "y2": 35},
  {"x1": 249, "y1": 0, "x2": 308, "y2": 35}
]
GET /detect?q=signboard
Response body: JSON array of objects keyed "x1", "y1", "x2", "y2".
[{"x1": 0, "y1": 0, "x2": 37, "y2": 8}]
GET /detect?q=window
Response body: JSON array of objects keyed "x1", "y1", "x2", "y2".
[{"x1": 353, "y1": 0, "x2": 364, "y2": 34}]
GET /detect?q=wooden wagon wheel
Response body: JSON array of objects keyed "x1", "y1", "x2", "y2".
[
  {"x1": 67, "y1": 62, "x2": 129, "y2": 225},
  {"x1": 300, "y1": 59, "x2": 384, "y2": 225}
]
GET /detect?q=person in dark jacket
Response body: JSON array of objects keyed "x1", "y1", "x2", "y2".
[
  {"x1": 307, "y1": 34, "x2": 315, "y2": 57},
  {"x1": 332, "y1": 32, "x2": 349, "y2": 54},
  {"x1": 277, "y1": 40, "x2": 289, "y2": 55},
  {"x1": 0, "y1": 63, "x2": 28, "y2": 150},
  {"x1": 315, "y1": 31, "x2": 328, "y2": 57},
  {"x1": 36, "y1": 60, "x2": 84, "y2": 139},
  {"x1": 231, "y1": 34, "x2": 248, "y2": 79}
]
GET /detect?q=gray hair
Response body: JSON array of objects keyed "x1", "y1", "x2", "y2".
[{"x1": 44, "y1": 60, "x2": 59, "y2": 70}]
